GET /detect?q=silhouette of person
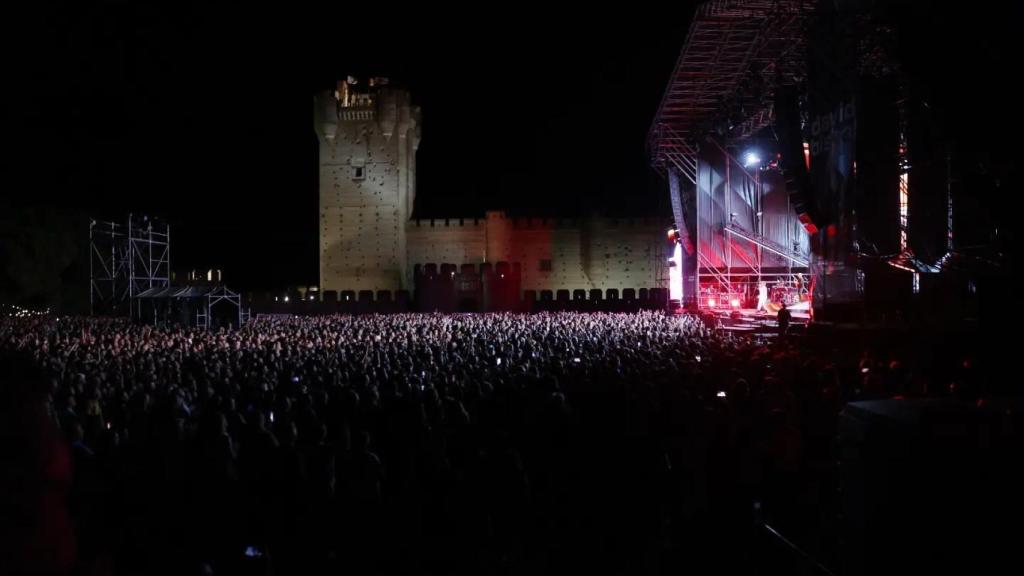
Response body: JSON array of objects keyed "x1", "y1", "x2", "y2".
[{"x1": 777, "y1": 303, "x2": 792, "y2": 337}]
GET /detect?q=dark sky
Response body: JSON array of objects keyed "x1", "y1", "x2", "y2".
[
  {"x1": 3, "y1": 2, "x2": 695, "y2": 291},
  {"x1": 2, "y1": 1, "x2": 1018, "y2": 295}
]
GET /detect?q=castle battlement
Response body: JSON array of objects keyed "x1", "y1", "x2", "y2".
[{"x1": 412, "y1": 218, "x2": 486, "y2": 228}]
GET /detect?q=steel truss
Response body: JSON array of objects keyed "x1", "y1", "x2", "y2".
[
  {"x1": 90, "y1": 215, "x2": 170, "y2": 317},
  {"x1": 198, "y1": 286, "x2": 247, "y2": 329},
  {"x1": 649, "y1": 1, "x2": 815, "y2": 309},
  {"x1": 649, "y1": 0, "x2": 813, "y2": 175}
]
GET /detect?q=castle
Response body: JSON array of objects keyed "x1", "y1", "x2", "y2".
[{"x1": 314, "y1": 78, "x2": 667, "y2": 297}]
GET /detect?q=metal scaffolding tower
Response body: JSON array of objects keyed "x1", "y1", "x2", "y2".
[{"x1": 89, "y1": 215, "x2": 170, "y2": 317}]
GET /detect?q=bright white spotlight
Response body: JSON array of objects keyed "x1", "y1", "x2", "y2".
[
  {"x1": 743, "y1": 151, "x2": 761, "y2": 167},
  {"x1": 669, "y1": 243, "x2": 683, "y2": 303}
]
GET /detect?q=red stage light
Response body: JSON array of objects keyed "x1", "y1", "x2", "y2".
[
  {"x1": 798, "y1": 213, "x2": 818, "y2": 235},
  {"x1": 707, "y1": 298, "x2": 716, "y2": 307},
  {"x1": 730, "y1": 298, "x2": 741, "y2": 308}
]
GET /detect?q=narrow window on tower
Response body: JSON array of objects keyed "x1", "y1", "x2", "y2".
[{"x1": 351, "y1": 159, "x2": 366, "y2": 181}]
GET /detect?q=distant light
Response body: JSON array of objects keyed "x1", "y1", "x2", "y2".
[
  {"x1": 743, "y1": 151, "x2": 761, "y2": 167},
  {"x1": 695, "y1": 355, "x2": 701, "y2": 363},
  {"x1": 284, "y1": 296, "x2": 289, "y2": 303},
  {"x1": 730, "y1": 298, "x2": 741, "y2": 308},
  {"x1": 716, "y1": 391, "x2": 727, "y2": 398},
  {"x1": 707, "y1": 298, "x2": 716, "y2": 308},
  {"x1": 500, "y1": 274, "x2": 505, "y2": 279}
]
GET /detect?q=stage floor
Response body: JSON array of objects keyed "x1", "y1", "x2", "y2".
[{"x1": 704, "y1": 306, "x2": 810, "y2": 334}]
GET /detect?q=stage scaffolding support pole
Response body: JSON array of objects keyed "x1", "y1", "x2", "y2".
[
  {"x1": 756, "y1": 168, "x2": 762, "y2": 281},
  {"x1": 786, "y1": 163, "x2": 792, "y2": 280},
  {"x1": 694, "y1": 157, "x2": 699, "y2": 309},
  {"x1": 946, "y1": 147, "x2": 953, "y2": 253},
  {"x1": 111, "y1": 222, "x2": 117, "y2": 306},
  {"x1": 726, "y1": 147, "x2": 732, "y2": 289},
  {"x1": 89, "y1": 222, "x2": 94, "y2": 315},
  {"x1": 130, "y1": 213, "x2": 138, "y2": 318}
]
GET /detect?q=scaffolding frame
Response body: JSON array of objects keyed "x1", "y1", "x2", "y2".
[
  {"x1": 649, "y1": 0, "x2": 813, "y2": 176},
  {"x1": 200, "y1": 286, "x2": 247, "y2": 329},
  {"x1": 695, "y1": 138, "x2": 811, "y2": 308},
  {"x1": 650, "y1": 1, "x2": 816, "y2": 310},
  {"x1": 89, "y1": 215, "x2": 170, "y2": 317}
]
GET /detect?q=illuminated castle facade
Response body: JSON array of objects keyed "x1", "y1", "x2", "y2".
[{"x1": 315, "y1": 78, "x2": 666, "y2": 296}]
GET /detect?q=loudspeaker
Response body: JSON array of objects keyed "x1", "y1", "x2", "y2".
[{"x1": 774, "y1": 84, "x2": 818, "y2": 233}]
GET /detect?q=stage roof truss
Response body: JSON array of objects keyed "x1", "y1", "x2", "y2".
[{"x1": 649, "y1": 0, "x2": 814, "y2": 171}]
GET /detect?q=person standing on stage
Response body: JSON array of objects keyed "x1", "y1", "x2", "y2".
[{"x1": 756, "y1": 281, "x2": 769, "y2": 313}]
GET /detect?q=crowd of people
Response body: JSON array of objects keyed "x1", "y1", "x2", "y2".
[{"x1": 0, "y1": 311, "x2": 984, "y2": 575}]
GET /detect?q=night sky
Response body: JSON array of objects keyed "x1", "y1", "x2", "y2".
[{"x1": 2, "y1": 1, "x2": 1018, "y2": 300}]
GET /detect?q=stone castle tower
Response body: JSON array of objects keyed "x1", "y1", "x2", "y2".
[{"x1": 315, "y1": 78, "x2": 420, "y2": 293}]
